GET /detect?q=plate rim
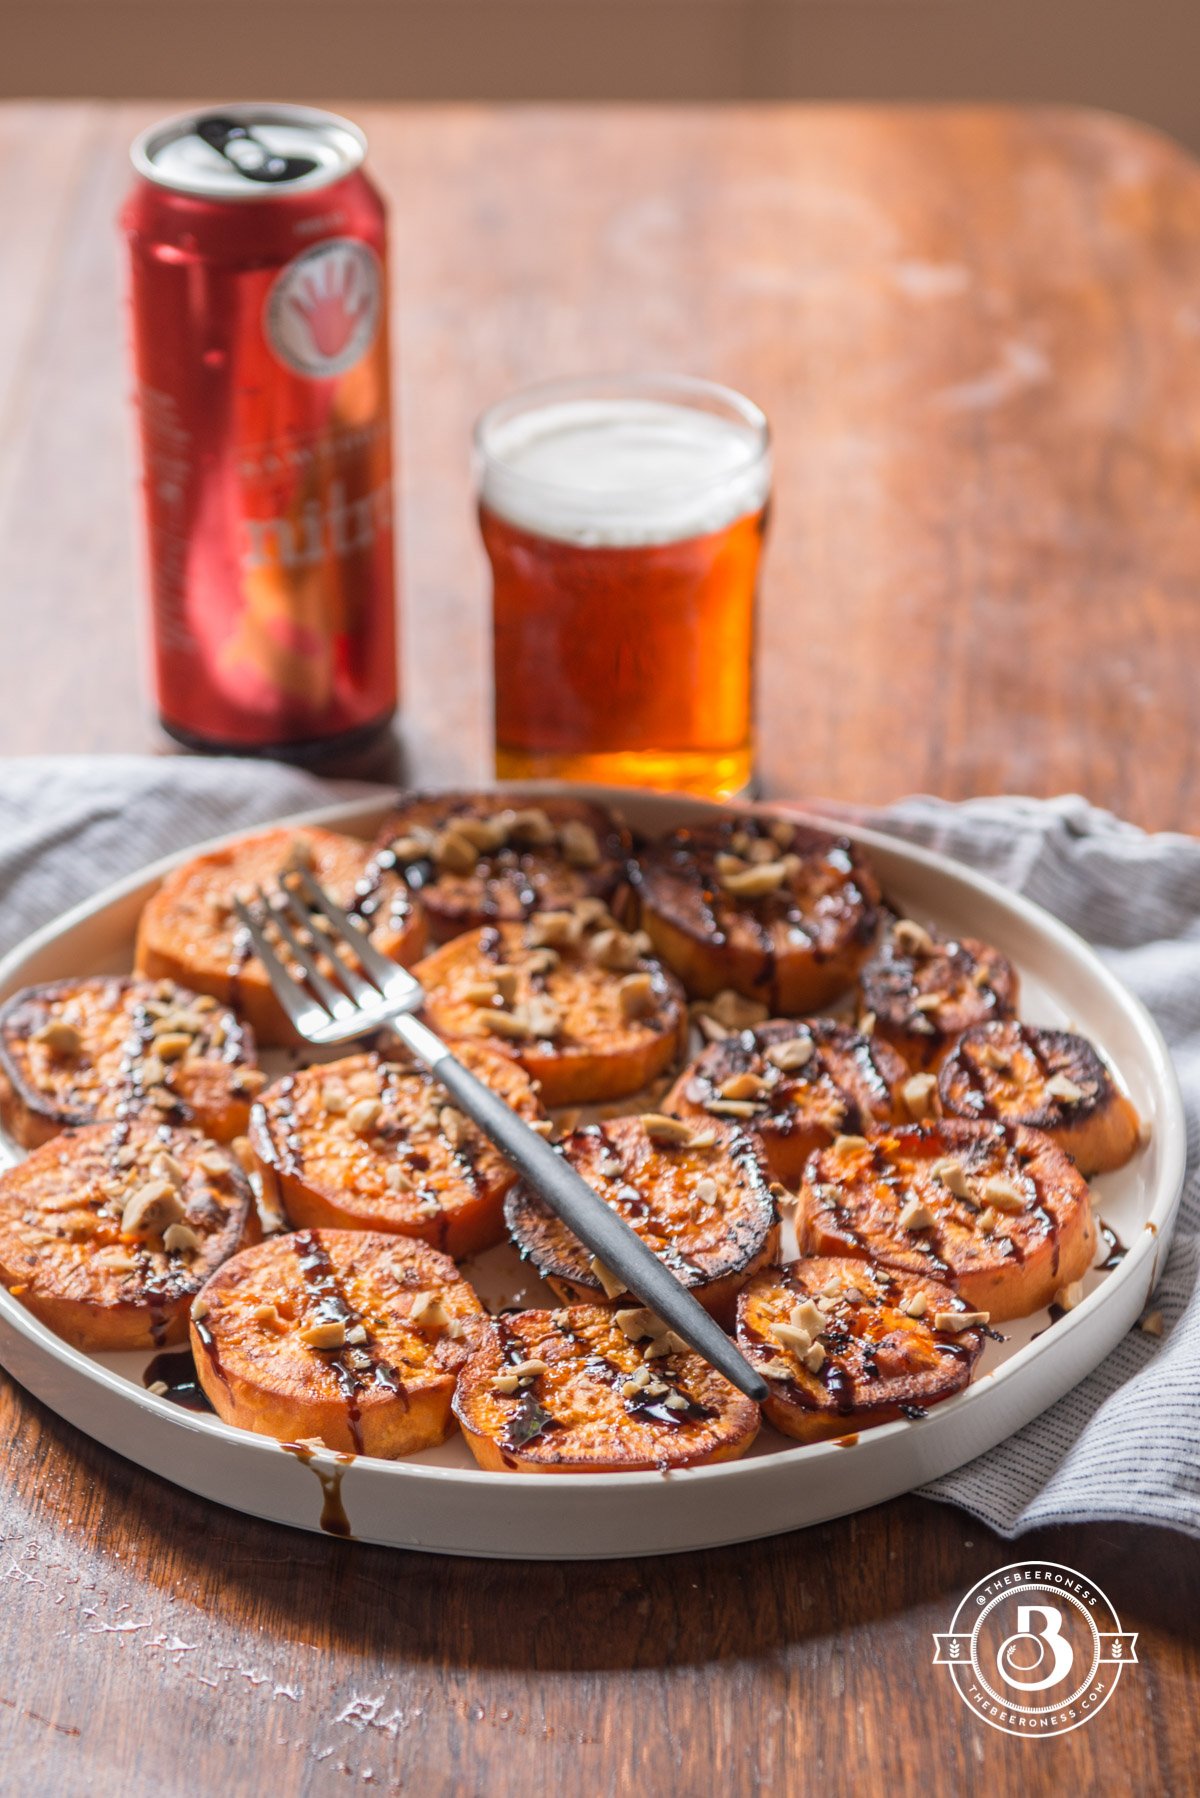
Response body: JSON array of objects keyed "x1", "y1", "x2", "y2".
[{"x1": 0, "y1": 783, "x2": 1185, "y2": 1506}]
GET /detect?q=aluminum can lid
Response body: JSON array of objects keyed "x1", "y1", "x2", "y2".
[{"x1": 130, "y1": 102, "x2": 367, "y2": 200}]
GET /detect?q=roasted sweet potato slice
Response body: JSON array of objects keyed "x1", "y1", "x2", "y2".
[
  {"x1": 452, "y1": 1304, "x2": 760, "y2": 1472},
  {"x1": 858, "y1": 917, "x2": 1018, "y2": 1072},
  {"x1": 251, "y1": 1044, "x2": 544, "y2": 1258},
  {"x1": 665, "y1": 1018, "x2": 912, "y2": 1187},
  {"x1": 0, "y1": 1119, "x2": 257, "y2": 1351},
  {"x1": 0, "y1": 976, "x2": 259, "y2": 1150},
  {"x1": 938, "y1": 1019, "x2": 1141, "y2": 1177},
  {"x1": 738, "y1": 1257, "x2": 985, "y2": 1443},
  {"x1": 795, "y1": 1119, "x2": 1095, "y2": 1321},
  {"x1": 632, "y1": 814, "x2": 881, "y2": 1013},
  {"x1": 371, "y1": 792, "x2": 633, "y2": 942},
  {"x1": 135, "y1": 825, "x2": 426, "y2": 1046},
  {"x1": 413, "y1": 914, "x2": 687, "y2": 1106},
  {"x1": 504, "y1": 1115, "x2": 777, "y2": 1324},
  {"x1": 190, "y1": 1228, "x2": 485, "y2": 1457}
]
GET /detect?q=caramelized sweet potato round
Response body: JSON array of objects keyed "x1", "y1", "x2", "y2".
[
  {"x1": 371, "y1": 792, "x2": 633, "y2": 942},
  {"x1": 0, "y1": 1119, "x2": 257, "y2": 1351},
  {"x1": 191, "y1": 1228, "x2": 485, "y2": 1457},
  {"x1": 738, "y1": 1257, "x2": 985, "y2": 1443},
  {"x1": 414, "y1": 916, "x2": 687, "y2": 1106},
  {"x1": 504, "y1": 1115, "x2": 777, "y2": 1324},
  {"x1": 452, "y1": 1304, "x2": 760, "y2": 1472},
  {"x1": 796, "y1": 1119, "x2": 1096, "y2": 1321},
  {"x1": 135, "y1": 825, "x2": 426, "y2": 1046},
  {"x1": 0, "y1": 976, "x2": 259, "y2": 1149},
  {"x1": 633, "y1": 815, "x2": 881, "y2": 1013},
  {"x1": 938, "y1": 1019, "x2": 1141, "y2": 1177},
  {"x1": 858, "y1": 917, "x2": 1018, "y2": 1071},
  {"x1": 252, "y1": 1045, "x2": 544, "y2": 1258},
  {"x1": 666, "y1": 1018, "x2": 911, "y2": 1187}
]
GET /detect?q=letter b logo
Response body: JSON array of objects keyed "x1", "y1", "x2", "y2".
[{"x1": 996, "y1": 1604, "x2": 1075, "y2": 1691}]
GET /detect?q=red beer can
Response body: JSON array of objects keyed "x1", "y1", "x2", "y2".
[{"x1": 120, "y1": 105, "x2": 398, "y2": 761}]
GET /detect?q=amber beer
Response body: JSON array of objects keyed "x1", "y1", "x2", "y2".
[{"x1": 477, "y1": 376, "x2": 770, "y2": 797}]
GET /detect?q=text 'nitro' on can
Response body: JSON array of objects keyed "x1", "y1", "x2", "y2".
[{"x1": 121, "y1": 104, "x2": 398, "y2": 764}]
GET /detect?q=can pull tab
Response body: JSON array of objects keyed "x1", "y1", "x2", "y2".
[{"x1": 195, "y1": 115, "x2": 318, "y2": 184}]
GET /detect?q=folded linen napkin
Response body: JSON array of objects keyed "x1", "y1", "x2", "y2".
[{"x1": 0, "y1": 760, "x2": 1194, "y2": 1538}]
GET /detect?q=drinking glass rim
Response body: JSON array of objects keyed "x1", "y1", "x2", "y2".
[{"x1": 473, "y1": 371, "x2": 771, "y2": 507}]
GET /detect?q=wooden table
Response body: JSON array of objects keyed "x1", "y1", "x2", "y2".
[{"x1": 0, "y1": 103, "x2": 1196, "y2": 1794}]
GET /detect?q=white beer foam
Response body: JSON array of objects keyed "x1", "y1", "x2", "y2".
[{"x1": 478, "y1": 399, "x2": 771, "y2": 548}]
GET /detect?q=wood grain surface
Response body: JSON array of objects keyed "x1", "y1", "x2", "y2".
[{"x1": 0, "y1": 102, "x2": 1197, "y2": 1796}]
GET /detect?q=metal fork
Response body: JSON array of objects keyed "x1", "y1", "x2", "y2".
[{"x1": 232, "y1": 869, "x2": 767, "y2": 1402}]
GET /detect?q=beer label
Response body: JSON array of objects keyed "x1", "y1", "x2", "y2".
[{"x1": 263, "y1": 238, "x2": 382, "y2": 379}]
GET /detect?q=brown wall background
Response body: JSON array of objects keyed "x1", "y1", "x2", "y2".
[{"x1": 3, "y1": 1, "x2": 1200, "y2": 155}]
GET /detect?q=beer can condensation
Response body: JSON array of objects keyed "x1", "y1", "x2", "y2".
[{"x1": 121, "y1": 105, "x2": 398, "y2": 760}]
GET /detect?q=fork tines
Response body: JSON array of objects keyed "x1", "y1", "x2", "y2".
[{"x1": 230, "y1": 869, "x2": 417, "y2": 1038}]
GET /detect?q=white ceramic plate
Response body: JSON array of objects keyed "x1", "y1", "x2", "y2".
[{"x1": 0, "y1": 788, "x2": 1185, "y2": 1558}]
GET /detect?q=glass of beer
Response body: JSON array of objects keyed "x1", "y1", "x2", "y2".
[{"x1": 476, "y1": 373, "x2": 771, "y2": 797}]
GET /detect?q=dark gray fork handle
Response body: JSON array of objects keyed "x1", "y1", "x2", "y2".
[{"x1": 390, "y1": 1017, "x2": 768, "y2": 1403}]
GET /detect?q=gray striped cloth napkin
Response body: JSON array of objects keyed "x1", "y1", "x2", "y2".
[{"x1": 0, "y1": 758, "x2": 1194, "y2": 1538}]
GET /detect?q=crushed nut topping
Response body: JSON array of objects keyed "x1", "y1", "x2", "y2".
[
  {"x1": 898, "y1": 1290, "x2": 928, "y2": 1318},
  {"x1": 121, "y1": 1178, "x2": 185, "y2": 1236},
  {"x1": 525, "y1": 910, "x2": 580, "y2": 949},
  {"x1": 347, "y1": 1097, "x2": 383, "y2": 1136},
  {"x1": 587, "y1": 928, "x2": 643, "y2": 973},
  {"x1": 615, "y1": 1307, "x2": 659, "y2": 1341},
  {"x1": 588, "y1": 1255, "x2": 626, "y2": 1300},
  {"x1": 902, "y1": 1073, "x2": 938, "y2": 1120},
  {"x1": 831, "y1": 1134, "x2": 869, "y2": 1158},
  {"x1": 639, "y1": 1113, "x2": 695, "y2": 1147},
  {"x1": 410, "y1": 1291, "x2": 451, "y2": 1330},
  {"x1": 773, "y1": 1320, "x2": 817, "y2": 1355},
  {"x1": 490, "y1": 1356, "x2": 550, "y2": 1394},
  {"x1": 899, "y1": 1197, "x2": 935, "y2": 1233},
  {"x1": 439, "y1": 1106, "x2": 465, "y2": 1149},
  {"x1": 163, "y1": 1221, "x2": 202, "y2": 1255},
  {"x1": 1139, "y1": 1309, "x2": 1164, "y2": 1337},
  {"x1": 933, "y1": 1308, "x2": 990, "y2": 1333},
  {"x1": 300, "y1": 1319, "x2": 346, "y2": 1349},
  {"x1": 33, "y1": 1018, "x2": 82, "y2": 1056},
  {"x1": 931, "y1": 1157, "x2": 973, "y2": 1200},
  {"x1": 1044, "y1": 1073, "x2": 1085, "y2": 1104},
  {"x1": 560, "y1": 819, "x2": 601, "y2": 867},
  {"x1": 802, "y1": 1342, "x2": 826, "y2": 1374},
  {"x1": 702, "y1": 1097, "x2": 762, "y2": 1118},
  {"x1": 981, "y1": 1174, "x2": 1025, "y2": 1214},
  {"x1": 94, "y1": 1246, "x2": 139, "y2": 1273},
  {"x1": 789, "y1": 1298, "x2": 825, "y2": 1337},
  {"x1": 718, "y1": 1071, "x2": 771, "y2": 1102},
  {"x1": 759, "y1": 1357, "x2": 797, "y2": 1381},
  {"x1": 691, "y1": 990, "x2": 769, "y2": 1031},
  {"x1": 893, "y1": 918, "x2": 935, "y2": 957},
  {"x1": 717, "y1": 859, "x2": 791, "y2": 897},
  {"x1": 618, "y1": 971, "x2": 657, "y2": 1021},
  {"x1": 911, "y1": 992, "x2": 944, "y2": 1015},
  {"x1": 1053, "y1": 1280, "x2": 1084, "y2": 1312},
  {"x1": 766, "y1": 1035, "x2": 815, "y2": 1072}
]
